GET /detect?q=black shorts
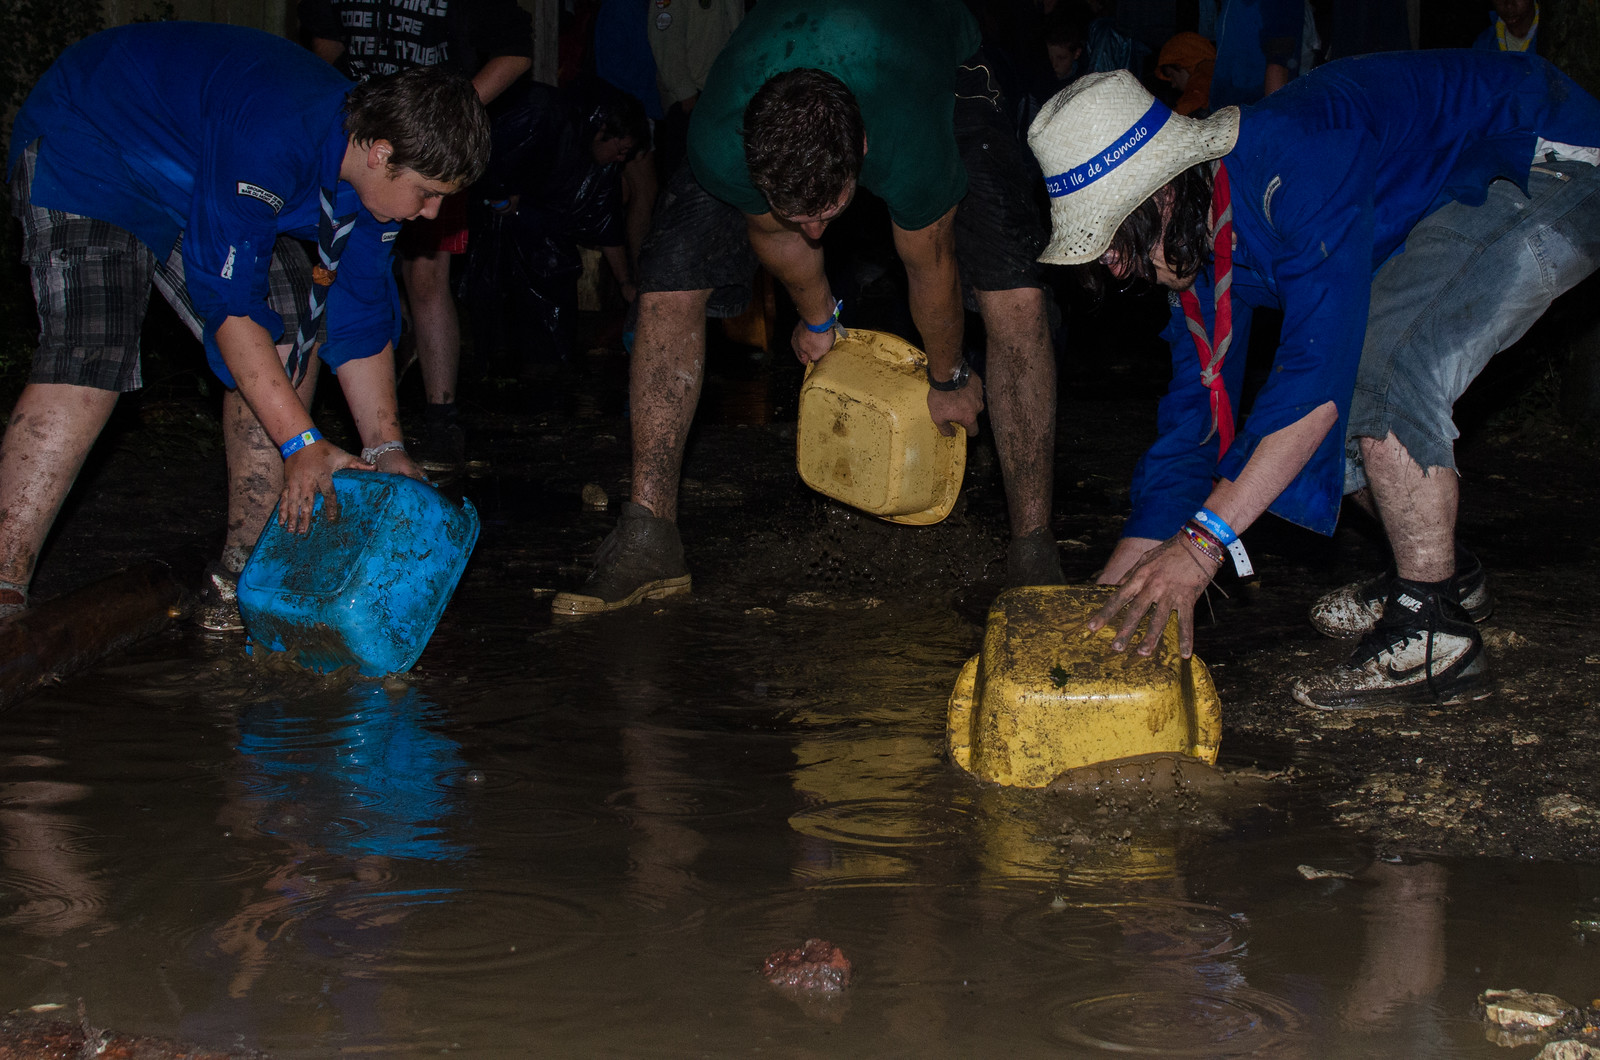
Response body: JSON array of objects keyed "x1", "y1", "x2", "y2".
[
  {"x1": 635, "y1": 49, "x2": 1046, "y2": 316},
  {"x1": 951, "y1": 50, "x2": 1048, "y2": 293},
  {"x1": 635, "y1": 162, "x2": 760, "y2": 318}
]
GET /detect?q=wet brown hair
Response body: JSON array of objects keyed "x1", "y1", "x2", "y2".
[
  {"x1": 343, "y1": 66, "x2": 492, "y2": 187},
  {"x1": 1080, "y1": 162, "x2": 1213, "y2": 298},
  {"x1": 742, "y1": 69, "x2": 864, "y2": 217}
]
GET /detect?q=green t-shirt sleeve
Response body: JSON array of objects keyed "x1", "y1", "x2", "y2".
[{"x1": 686, "y1": 0, "x2": 979, "y2": 228}]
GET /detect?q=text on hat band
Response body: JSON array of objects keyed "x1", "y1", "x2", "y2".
[{"x1": 1043, "y1": 99, "x2": 1173, "y2": 198}]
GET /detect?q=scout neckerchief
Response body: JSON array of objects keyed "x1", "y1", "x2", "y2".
[
  {"x1": 1495, "y1": 5, "x2": 1538, "y2": 51},
  {"x1": 1178, "y1": 159, "x2": 1235, "y2": 456},
  {"x1": 288, "y1": 187, "x2": 357, "y2": 387}
]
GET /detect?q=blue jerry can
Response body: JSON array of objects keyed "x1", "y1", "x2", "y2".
[{"x1": 238, "y1": 470, "x2": 479, "y2": 676}]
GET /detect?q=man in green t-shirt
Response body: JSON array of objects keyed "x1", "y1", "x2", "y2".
[{"x1": 553, "y1": 0, "x2": 1059, "y2": 615}]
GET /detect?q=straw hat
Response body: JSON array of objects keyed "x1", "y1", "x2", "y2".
[{"x1": 1027, "y1": 70, "x2": 1240, "y2": 265}]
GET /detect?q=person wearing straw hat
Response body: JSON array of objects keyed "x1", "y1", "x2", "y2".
[
  {"x1": 0, "y1": 22, "x2": 490, "y2": 628},
  {"x1": 1027, "y1": 52, "x2": 1600, "y2": 709},
  {"x1": 552, "y1": 0, "x2": 1060, "y2": 616}
]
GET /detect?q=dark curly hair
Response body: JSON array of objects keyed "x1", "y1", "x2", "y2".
[
  {"x1": 1079, "y1": 162, "x2": 1214, "y2": 299},
  {"x1": 742, "y1": 69, "x2": 865, "y2": 217},
  {"x1": 344, "y1": 66, "x2": 492, "y2": 187}
]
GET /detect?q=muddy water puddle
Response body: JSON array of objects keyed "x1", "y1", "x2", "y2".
[{"x1": 0, "y1": 589, "x2": 1596, "y2": 1059}]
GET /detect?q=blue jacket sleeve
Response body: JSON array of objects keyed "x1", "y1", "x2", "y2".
[
  {"x1": 321, "y1": 220, "x2": 402, "y2": 372},
  {"x1": 1125, "y1": 293, "x2": 1259, "y2": 541},
  {"x1": 181, "y1": 131, "x2": 301, "y2": 388},
  {"x1": 1213, "y1": 132, "x2": 1372, "y2": 534}
]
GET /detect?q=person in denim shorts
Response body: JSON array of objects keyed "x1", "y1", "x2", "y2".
[
  {"x1": 552, "y1": 0, "x2": 1061, "y2": 617},
  {"x1": 1027, "y1": 52, "x2": 1600, "y2": 709},
  {"x1": 0, "y1": 22, "x2": 489, "y2": 627}
]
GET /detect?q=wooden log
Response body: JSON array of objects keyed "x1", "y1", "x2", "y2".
[{"x1": 0, "y1": 562, "x2": 186, "y2": 711}]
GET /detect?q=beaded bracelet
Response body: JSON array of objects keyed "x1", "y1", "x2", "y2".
[
  {"x1": 361, "y1": 440, "x2": 407, "y2": 464},
  {"x1": 1191, "y1": 507, "x2": 1254, "y2": 577},
  {"x1": 803, "y1": 299, "x2": 843, "y2": 334},
  {"x1": 1181, "y1": 522, "x2": 1226, "y2": 565},
  {"x1": 278, "y1": 427, "x2": 323, "y2": 460}
]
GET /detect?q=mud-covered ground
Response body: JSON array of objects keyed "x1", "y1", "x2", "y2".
[{"x1": 15, "y1": 279, "x2": 1600, "y2": 872}]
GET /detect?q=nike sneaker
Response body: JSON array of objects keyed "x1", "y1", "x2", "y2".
[
  {"x1": 1309, "y1": 547, "x2": 1492, "y2": 638},
  {"x1": 1292, "y1": 579, "x2": 1493, "y2": 710}
]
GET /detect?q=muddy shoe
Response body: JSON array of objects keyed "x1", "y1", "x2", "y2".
[
  {"x1": 551, "y1": 502, "x2": 691, "y2": 615},
  {"x1": 1292, "y1": 580, "x2": 1493, "y2": 710},
  {"x1": 1006, "y1": 529, "x2": 1065, "y2": 587},
  {"x1": 1310, "y1": 548, "x2": 1492, "y2": 637},
  {"x1": 193, "y1": 563, "x2": 244, "y2": 632}
]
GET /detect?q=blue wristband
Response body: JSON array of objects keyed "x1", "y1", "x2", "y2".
[
  {"x1": 1192, "y1": 507, "x2": 1237, "y2": 546},
  {"x1": 279, "y1": 427, "x2": 323, "y2": 460},
  {"x1": 803, "y1": 300, "x2": 842, "y2": 334}
]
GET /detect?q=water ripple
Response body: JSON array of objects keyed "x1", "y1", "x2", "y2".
[
  {"x1": 1046, "y1": 985, "x2": 1306, "y2": 1056},
  {"x1": 788, "y1": 795, "x2": 968, "y2": 850}
]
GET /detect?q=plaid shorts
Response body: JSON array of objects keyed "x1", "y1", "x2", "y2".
[{"x1": 11, "y1": 141, "x2": 316, "y2": 393}]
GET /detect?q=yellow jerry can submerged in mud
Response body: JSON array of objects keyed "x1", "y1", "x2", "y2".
[
  {"x1": 948, "y1": 585, "x2": 1223, "y2": 788},
  {"x1": 796, "y1": 329, "x2": 966, "y2": 525}
]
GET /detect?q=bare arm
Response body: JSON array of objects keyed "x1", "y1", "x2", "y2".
[
  {"x1": 1092, "y1": 400, "x2": 1339, "y2": 656},
  {"x1": 891, "y1": 207, "x2": 963, "y2": 378},
  {"x1": 310, "y1": 37, "x2": 345, "y2": 64},
  {"x1": 600, "y1": 243, "x2": 636, "y2": 303},
  {"x1": 215, "y1": 315, "x2": 367, "y2": 533},
  {"x1": 473, "y1": 55, "x2": 532, "y2": 105},
  {"x1": 893, "y1": 207, "x2": 982, "y2": 437},
  {"x1": 1263, "y1": 61, "x2": 1291, "y2": 97},
  {"x1": 621, "y1": 151, "x2": 657, "y2": 276},
  {"x1": 744, "y1": 210, "x2": 838, "y2": 362},
  {"x1": 333, "y1": 347, "x2": 427, "y2": 482}
]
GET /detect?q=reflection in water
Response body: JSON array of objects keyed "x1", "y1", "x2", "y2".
[
  {"x1": 207, "y1": 683, "x2": 466, "y2": 1028},
  {"x1": 0, "y1": 602, "x2": 1591, "y2": 1058},
  {"x1": 0, "y1": 770, "x2": 108, "y2": 936},
  {"x1": 229, "y1": 683, "x2": 465, "y2": 861}
]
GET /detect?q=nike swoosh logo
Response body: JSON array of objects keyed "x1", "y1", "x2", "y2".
[
  {"x1": 1386, "y1": 645, "x2": 1473, "y2": 682},
  {"x1": 1384, "y1": 661, "x2": 1437, "y2": 681}
]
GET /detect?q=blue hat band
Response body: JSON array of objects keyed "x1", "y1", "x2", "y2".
[{"x1": 1044, "y1": 100, "x2": 1173, "y2": 199}]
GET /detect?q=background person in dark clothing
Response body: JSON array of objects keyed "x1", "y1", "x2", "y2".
[
  {"x1": 299, "y1": 0, "x2": 533, "y2": 472},
  {"x1": 460, "y1": 84, "x2": 647, "y2": 378}
]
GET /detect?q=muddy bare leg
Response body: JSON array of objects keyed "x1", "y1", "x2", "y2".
[
  {"x1": 975, "y1": 286, "x2": 1055, "y2": 538},
  {"x1": 1358, "y1": 431, "x2": 1458, "y2": 583},
  {"x1": 0, "y1": 383, "x2": 121, "y2": 593},
  {"x1": 222, "y1": 348, "x2": 318, "y2": 570},
  {"x1": 628, "y1": 289, "x2": 712, "y2": 522}
]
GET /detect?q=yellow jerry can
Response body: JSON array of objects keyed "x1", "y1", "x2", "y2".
[
  {"x1": 796, "y1": 329, "x2": 966, "y2": 525},
  {"x1": 948, "y1": 585, "x2": 1222, "y2": 788}
]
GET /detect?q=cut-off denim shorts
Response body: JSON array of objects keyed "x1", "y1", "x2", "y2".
[{"x1": 1345, "y1": 159, "x2": 1600, "y2": 491}]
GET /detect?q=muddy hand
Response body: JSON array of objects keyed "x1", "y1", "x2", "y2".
[
  {"x1": 791, "y1": 320, "x2": 841, "y2": 365},
  {"x1": 374, "y1": 447, "x2": 428, "y2": 483},
  {"x1": 279, "y1": 441, "x2": 372, "y2": 534},
  {"x1": 1087, "y1": 536, "x2": 1211, "y2": 657},
  {"x1": 927, "y1": 368, "x2": 983, "y2": 438}
]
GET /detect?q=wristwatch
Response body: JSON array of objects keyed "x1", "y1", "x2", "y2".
[{"x1": 926, "y1": 358, "x2": 971, "y2": 392}]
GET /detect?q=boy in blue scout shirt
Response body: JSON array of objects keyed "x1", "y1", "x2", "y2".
[
  {"x1": 0, "y1": 21, "x2": 490, "y2": 628},
  {"x1": 1028, "y1": 51, "x2": 1600, "y2": 709}
]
